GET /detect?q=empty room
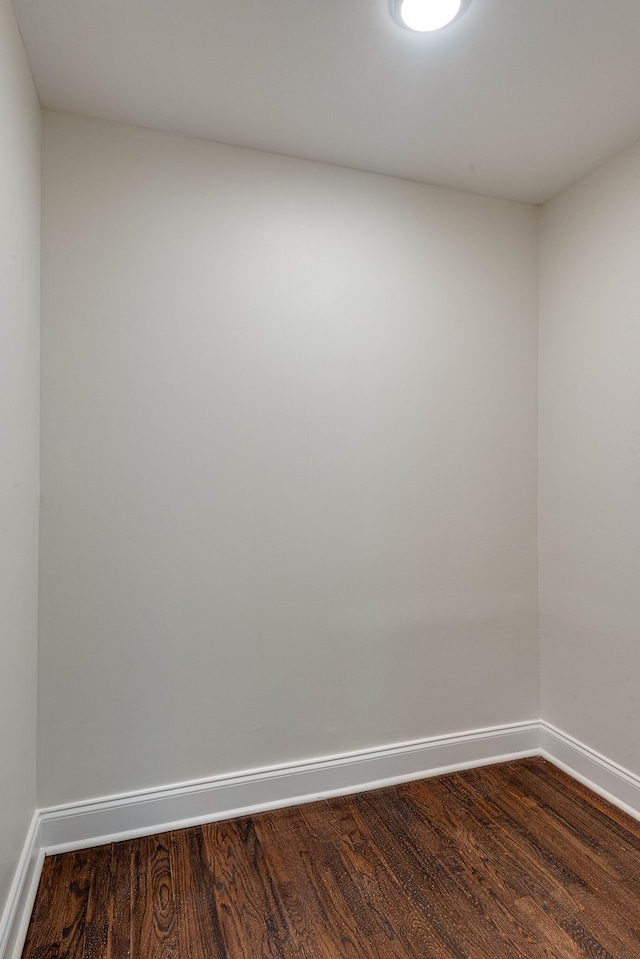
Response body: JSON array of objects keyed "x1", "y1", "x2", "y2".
[{"x1": 2, "y1": 0, "x2": 640, "y2": 956}]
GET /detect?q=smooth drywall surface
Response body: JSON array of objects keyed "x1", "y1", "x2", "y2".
[
  {"x1": 540, "y1": 140, "x2": 640, "y2": 775},
  {"x1": 40, "y1": 111, "x2": 539, "y2": 807},
  {"x1": 0, "y1": 0, "x2": 40, "y2": 924}
]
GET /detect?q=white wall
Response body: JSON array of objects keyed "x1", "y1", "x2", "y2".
[
  {"x1": 0, "y1": 0, "x2": 40, "y2": 923},
  {"x1": 39, "y1": 111, "x2": 539, "y2": 808},
  {"x1": 540, "y1": 141, "x2": 640, "y2": 775}
]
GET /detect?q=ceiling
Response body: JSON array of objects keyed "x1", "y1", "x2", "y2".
[{"x1": 12, "y1": 0, "x2": 640, "y2": 203}]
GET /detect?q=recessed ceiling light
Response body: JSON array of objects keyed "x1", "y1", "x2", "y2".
[{"x1": 390, "y1": 0, "x2": 471, "y2": 32}]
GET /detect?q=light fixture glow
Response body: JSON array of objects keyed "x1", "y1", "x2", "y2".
[{"x1": 393, "y1": 0, "x2": 467, "y2": 32}]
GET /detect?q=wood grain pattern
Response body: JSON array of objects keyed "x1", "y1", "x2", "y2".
[
  {"x1": 131, "y1": 834, "x2": 178, "y2": 959},
  {"x1": 21, "y1": 758, "x2": 640, "y2": 958}
]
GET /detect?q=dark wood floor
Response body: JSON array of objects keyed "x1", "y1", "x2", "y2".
[{"x1": 21, "y1": 757, "x2": 640, "y2": 958}]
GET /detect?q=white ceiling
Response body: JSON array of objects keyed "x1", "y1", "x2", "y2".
[{"x1": 12, "y1": 0, "x2": 640, "y2": 203}]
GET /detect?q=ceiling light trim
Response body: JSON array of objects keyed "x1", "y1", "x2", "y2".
[{"x1": 389, "y1": 0, "x2": 473, "y2": 33}]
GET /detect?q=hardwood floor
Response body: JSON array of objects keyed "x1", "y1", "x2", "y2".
[{"x1": 21, "y1": 758, "x2": 640, "y2": 958}]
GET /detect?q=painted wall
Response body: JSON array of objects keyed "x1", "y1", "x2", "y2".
[
  {"x1": 540, "y1": 141, "x2": 640, "y2": 775},
  {"x1": 39, "y1": 111, "x2": 539, "y2": 807},
  {"x1": 0, "y1": 0, "x2": 40, "y2": 925}
]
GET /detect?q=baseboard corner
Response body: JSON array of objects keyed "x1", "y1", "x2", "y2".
[
  {"x1": 539, "y1": 720, "x2": 640, "y2": 823},
  {"x1": 0, "y1": 812, "x2": 44, "y2": 959}
]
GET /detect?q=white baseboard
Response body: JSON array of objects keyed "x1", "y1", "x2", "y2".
[
  {"x1": 6, "y1": 718, "x2": 640, "y2": 959},
  {"x1": 40, "y1": 720, "x2": 539, "y2": 854},
  {"x1": 0, "y1": 812, "x2": 44, "y2": 959},
  {"x1": 540, "y1": 720, "x2": 640, "y2": 823}
]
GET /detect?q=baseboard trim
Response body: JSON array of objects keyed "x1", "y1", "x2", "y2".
[
  {"x1": 7, "y1": 718, "x2": 640, "y2": 959},
  {"x1": 0, "y1": 812, "x2": 43, "y2": 959},
  {"x1": 540, "y1": 720, "x2": 640, "y2": 823},
  {"x1": 40, "y1": 720, "x2": 539, "y2": 854}
]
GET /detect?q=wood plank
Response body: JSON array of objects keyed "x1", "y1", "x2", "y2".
[
  {"x1": 82, "y1": 843, "x2": 113, "y2": 959},
  {"x1": 20, "y1": 854, "x2": 62, "y2": 959},
  {"x1": 199, "y1": 816, "x2": 292, "y2": 958},
  {"x1": 108, "y1": 839, "x2": 133, "y2": 959},
  {"x1": 130, "y1": 834, "x2": 178, "y2": 959},
  {"x1": 22, "y1": 848, "x2": 93, "y2": 959},
  {"x1": 82, "y1": 839, "x2": 132, "y2": 959},
  {"x1": 168, "y1": 826, "x2": 226, "y2": 959},
  {"x1": 248, "y1": 806, "x2": 339, "y2": 959}
]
